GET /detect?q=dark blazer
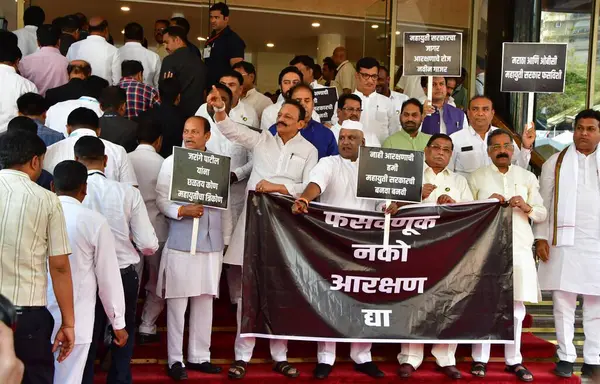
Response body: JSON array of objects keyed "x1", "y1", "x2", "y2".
[
  {"x1": 45, "y1": 78, "x2": 88, "y2": 106},
  {"x1": 137, "y1": 104, "x2": 186, "y2": 158},
  {"x1": 99, "y1": 113, "x2": 138, "y2": 153}
]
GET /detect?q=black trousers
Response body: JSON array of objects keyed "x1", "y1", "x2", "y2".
[
  {"x1": 82, "y1": 266, "x2": 139, "y2": 384},
  {"x1": 14, "y1": 307, "x2": 55, "y2": 384}
]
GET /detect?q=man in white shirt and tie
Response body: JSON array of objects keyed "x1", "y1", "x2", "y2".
[
  {"x1": 260, "y1": 66, "x2": 320, "y2": 130},
  {"x1": 450, "y1": 96, "x2": 535, "y2": 178},
  {"x1": 397, "y1": 133, "x2": 472, "y2": 380},
  {"x1": 331, "y1": 57, "x2": 399, "y2": 144},
  {"x1": 118, "y1": 23, "x2": 161, "y2": 89},
  {"x1": 233, "y1": 61, "x2": 273, "y2": 120},
  {"x1": 291, "y1": 120, "x2": 384, "y2": 380},
  {"x1": 75, "y1": 136, "x2": 158, "y2": 384},
  {"x1": 67, "y1": 17, "x2": 121, "y2": 85},
  {"x1": 128, "y1": 119, "x2": 169, "y2": 345},
  {"x1": 330, "y1": 94, "x2": 380, "y2": 147},
  {"x1": 44, "y1": 107, "x2": 138, "y2": 185},
  {"x1": 534, "y1": 109, "x2": 600, "y2": 379},
  {"x1": 48, "y1": 160, "x2": 128, "y2": 384},
  {"x1": 209, "y1": 87, "x2": 318, "y2": 379},
  {"x1": 467, "y1": 129, "x2": 547, "y2": 382},
  {"x1": 13, "y1": 6, "x2": 45, "y2": 56},
  {"x1": 0, "y1": 43, "x2": 38, "y2": 133}
]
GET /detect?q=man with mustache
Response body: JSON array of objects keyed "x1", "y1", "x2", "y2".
[
  {"x1": 467, "y1": 129, "x2": 547, "y2": 381},
  {"x1": 291, "y1": 119, "x2": 385, "y2": 380},
  {"x1": 330, "y1": 94, "x2": 380, "y2": 147},
  {"x1": 450, "y1": 96, "x2": 535, "y2": 177},
  {"x1": 208, "y1": 85, "x2": 318, "y2": 379},
  {"x1": 397, "y1": 133, "x2": 473, "y2": 379},
  {"x1": 534, "y1": 109, "x2": 600, "y2": 379},
  {"x1": 382, "y1": 98, "x2": 431, "y2": 151}
]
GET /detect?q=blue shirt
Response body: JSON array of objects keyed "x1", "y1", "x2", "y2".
[
  {"x1": 35, "y1": 120, "x2": 65, "y2": 147},
  {"x1": 269, "y1": 119, "x2": 338, "y2": 159}
]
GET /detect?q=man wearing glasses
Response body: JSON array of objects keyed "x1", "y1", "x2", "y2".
[
  {"x1": 449, "y1": 96, "x2": 535, "y2": 178},
  {"x1": 332, "y1": 57, "x2": 399, "y2": 144},
  {"x1": 383, "y1": 98, "x2": 430, "y2": 152},
  {"x1": 330, "y1": 94, "x2": 380, "y2": 147}
]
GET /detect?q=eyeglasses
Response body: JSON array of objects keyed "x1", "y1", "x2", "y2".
[
  {"x1": 358, "y1": 72, "x2": 379, "y2": 81},
  {"x1": 341, "y1": 107, "x2": 363, "y2": 113},
  {"x1": 428, "y1": 144, "x2": 452, "y2": 154},
  {"x1": 489, "y1": 143, "x2": 514, "y2": 151}
]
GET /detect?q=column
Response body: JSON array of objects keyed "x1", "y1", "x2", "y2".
[{"x1": 317, "y1": 33, "x2": 345, "y2": 66}]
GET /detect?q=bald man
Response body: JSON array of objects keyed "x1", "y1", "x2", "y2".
[
  {"x1": 332, "y1": 46, "x2": 356, "y2": 94},
  {"x1": 66, "y1": 17, "x2": 121, "y2": 84},
  {"x1": 45, "y1": 60, "x2": 93, "y2": 106},
  {"x1": 155, "y1": 116, "x2": 224, "y2": 380}
]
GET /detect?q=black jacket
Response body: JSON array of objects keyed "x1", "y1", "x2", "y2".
[
  {"x1": 137, "y1": 104, "x2": 186, "y2": 158},
  {"x1": 99, "y1": 113, "x2": 138, "y2": 153},
  {"x1": 45, "y1": 78, "x2": 88, "y2": 106}
]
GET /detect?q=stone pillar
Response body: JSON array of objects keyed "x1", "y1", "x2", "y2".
[{"x1": 317, "y1": 33, "x2": 345, "y2": 66}]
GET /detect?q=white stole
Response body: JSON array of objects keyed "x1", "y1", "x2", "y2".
[{"x1": 555, "y1": 144, "x2": 600, "y2": 246}]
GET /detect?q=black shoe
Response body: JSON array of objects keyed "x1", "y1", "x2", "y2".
[
  {"x1": 168, "y1": 362, "x2": 188, "y2": 381},
  {"x1": 186, "y1": 362, "x2": 222, "y2": 374},
  {"x1": 313, "y1": 363, "x2": 333, "y2": 379},
  {"x1": 553, "y1": 360, "x2": 574, "y2": 378},
  {"x1": 355, "y1": 362, "x2": 385, "y2": 378},
  {"x1": 582, "y1": 363, "x2": 600, "y2": 377},
  {"x1": 138, "y1": 332, "x2": 161, "y2": 345}
]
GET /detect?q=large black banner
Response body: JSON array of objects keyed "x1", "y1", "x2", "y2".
[{"x1": 241, "y1": 192, "x2": 514, "y2": 343}]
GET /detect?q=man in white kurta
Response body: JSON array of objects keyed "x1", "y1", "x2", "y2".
[
  {"x1": 330, "y1": 94, "x2": 381, "y2": 147},
  {"x1": 449, "y1": 96, "x2": 534, "y2": 178},
  {"x1": 468, "y1": 129, "x2": 547, "y2": 381},
  {"x1": 397, "y1": 133, "x2": 473, "y2": 380},
  {"x1": 128, "y1": 121, "x2": 168, "y2": 344},
  {"x1": 534, "y1": 109, "x2": 600, "y2": 379},
  {"x1": 291, "y1": 120, "x2": 384, "y2": 380},
  {"x1": 48, "y1": 160, "x2": 127, "y2": 384},
  {"x1": 209, "y1": 88, "x2": 318, "y2": 378},
  {"x1": 155, "y1": 117, "x2": 224, "y2": 380},
  {"x1": 233, "y1": 61, "x2": 273, "y2": 120}
]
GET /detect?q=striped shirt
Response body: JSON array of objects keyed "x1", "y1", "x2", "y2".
[
  {"x1": 0, "y1": 169, "x2": 71, "y2": 306},
  {"x1": 118, "y1": 77, "x2": 160, "y2": 119}
]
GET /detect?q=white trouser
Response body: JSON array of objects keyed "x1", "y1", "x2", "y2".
[
  {"x1": 167, "y1": 295, "x2": 214, "y2": 368},
  {"x1": 317, "y1": 342, "x2": 372, "y2": 365},
  {"x1": 472, "y1": 301, "x2": 526, "y2": 366},
  {"x1": 227, "y1": 265, "x2": 242, "y2": 305},
  {"x1": 554, "y1": 290, "x2": 600, "y2": 364},
  {"x1": 54, "y1": 343, "x2": 91, "y2": 384},
  {"x1": 234, "y1": 298, "x2": 288, "y2": 362},
  {"x1": 139, "y1": 245, "x2": 166, "y2": 334},
  {"x1": 398, "y1": 343, "x2": 457, "y2": 369}
]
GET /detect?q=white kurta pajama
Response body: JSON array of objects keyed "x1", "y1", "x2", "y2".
[
  {"x1": 534, "y1": 145, "x2": 600, "y2": 365},
  {"x1": 308, "y1": 155, "x2": 378, "y2": 365},
  {"x1": 214, "y1": 116, "x2": 318, "y2": 363},
  {"x1": 399, "y1": 165, "x2": 473, "y2": 370},
  {"x1": 468, "y1": 164, "x2": 547, "y2": 366}
]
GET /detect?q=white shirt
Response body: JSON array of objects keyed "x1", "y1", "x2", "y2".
[
  {"x1": 260, "y1": 96, "x2": 321, "y2": 131},
  {"x1": 231, "y1": 100, "x2": 259, "y2": 129},
  {"x1": 44, "y1": 128, "x2": 138, "y2": 185},
  {"x1": 335, "y1": 60, "x2": 356, "y2": 92},
  {"x1": 84, "y1": 172, "x2": 158, "y2": 268},
  {"x1": 332, "y1": 90, "x2": 399, "y2": 144},
  {"x1": 216, "y1": 116, "x2": 318, "y2": 197},
  {"x1": 396, "y1": 75, "x2": 426, "y2": 100},
  {"x1": 422, "y1": 165, "x2": 473, "y2": 203},
  {"x1": 47, "y1": 196, "x2": 125, "y2": 344},
  {"x1": 389, "y1": 90, "x2": 409, "y2": 117},
  {"x1": 476, "y1": 72, "x2": 485, "y2": 96},
  {"x1": 241, "y1": 88, "x2": 272, "y2": 120},
  {"x1": 310, "y1": 80, "x2": 325, "y2": 89},
  {"x1": 309, "y1": 155, "x2": 377, "y2": 211},
  {"x1": 128, "y1": 144, "x2": 168, "y2": 242},
  {"x1": 67, "y1": 35, "x2": 121, "y2": 85},
  {"x1": 330, "y1": 123, "x2": 381, "y2": 148},
  {"x1": 468, "y1": 164, "x2": 547, "y2": 302},
  {"x1": 118, "y1": 42, "x2": 161, "y2": 88},
  {"x1": 13, "y1": 25, "x2": 38, "y2": 56},
  {"x1": 449, "y1": 125, "x2": 531, "y2": 178},
  {"x1": 45, "y1": 97, "x2": 103, "y2": 137},
  {"x1": 0, "y1": 64, "x2": 38, "y2": 133}
]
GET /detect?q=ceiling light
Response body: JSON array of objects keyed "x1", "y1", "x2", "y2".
[
  {"x1": 371, "y1": 24, "x2": 379, "y2": 29},
  {"x1": 266, "y1": 43, "x2": 275, "y2": 48},
  {"x1": 197, "y1": 36, "x2": 206, "y2": 41},
  {"x1": 120, "y1": 6, "x2": 130, "y2": 11},
  {"x1": 311, "y1": 22, "x2": 321, "y2": 28},
  {"x1": 121, "y1": 29, "x2": 125, "y2": 34},
  {"x1": 395, "y1": 31, "x2": 400, "y2": 35}
]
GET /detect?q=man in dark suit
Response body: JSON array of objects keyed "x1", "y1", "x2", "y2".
[
  {"x1": 99, "y1": 86, "x2": 138, "y2": 153},
  {"x1": 46, "y1": 59, "x2": 91, "y2": 106}
]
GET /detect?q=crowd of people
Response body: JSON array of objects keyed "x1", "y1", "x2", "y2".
[{"x1": 0, "y1": 2, "x2": 598, "y2": 384}]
